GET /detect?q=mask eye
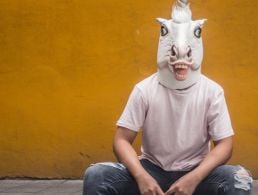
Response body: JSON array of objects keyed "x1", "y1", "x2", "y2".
[
  {"x1": 194, "y1": 27, "x2": 202, "y2": 38},
  {"x1": 160, "y1": 24, "x2": 168, "y2": 36}
]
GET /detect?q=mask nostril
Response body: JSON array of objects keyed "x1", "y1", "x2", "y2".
[
  {"x1": 171, "y1": 45, "x2": 177, "y2": 56},
  {"x1": 187, "y1": 47, "x2": 192, "y2": 58}
]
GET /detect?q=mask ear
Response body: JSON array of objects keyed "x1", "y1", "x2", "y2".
[
  {"x1": 197, "y1": 19, "x2": 207, "y2": 27},
  {"x1": 156, "y1": 18, "x2": 169, "y2": 36},
  {"x1": 156, "y1": 18, "x2": 168, "y2": 25}
]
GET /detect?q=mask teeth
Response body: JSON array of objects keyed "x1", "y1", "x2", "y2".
[{"x1": 174, "y1": 64, "x2": 189, "y2": 70}]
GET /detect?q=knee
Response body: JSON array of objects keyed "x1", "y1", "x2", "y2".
[
  {"x1": 83, "y1": 163, "x2": 109, "y2": 194},
  {"x1": 215, "y1": 165, "x2": 253, "y2": 193},
  {"x1": 233, "y1": 165, "x2": 253, "y2": 192},
  {"x1": 84, "y1": 164, "x2": 99, "y2": 178},
  {"x1": 83, "y1": 164, "x2": 105, "y2": 185}
]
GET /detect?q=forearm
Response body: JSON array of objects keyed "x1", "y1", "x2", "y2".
[
  {"x1": 191, "y1": 136, "x2": 233, "y2": 182},
  {"x1": 113, "y1": 128, "x2": 164, "y2": 194},
  {"x1": 113, "y1": 139, "x2": 146, "y2": 179},
  {"x1": 113, "y1": 130, "x2": 149, "y2": 180}
]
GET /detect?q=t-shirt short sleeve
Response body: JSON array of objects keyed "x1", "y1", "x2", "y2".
[
  {"x1": 207, "y1": 89, "x2": 234, "y2": 141},
  {"x1": 116, "y1": 86, "x2": 147, "y2": 132}
]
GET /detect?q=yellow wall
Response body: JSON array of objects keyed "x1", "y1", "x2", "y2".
[{"x1": 0, "y1": 0, "x2": 257, "y2": 178}]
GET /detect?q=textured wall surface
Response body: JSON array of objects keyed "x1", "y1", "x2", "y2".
[{"x1": 0, "y1": 0, "x2": 257, "y2": 178}]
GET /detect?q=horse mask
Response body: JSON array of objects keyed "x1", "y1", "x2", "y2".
[{"x1": 157, "y1": 0, "x2": 207, "y2": 89}]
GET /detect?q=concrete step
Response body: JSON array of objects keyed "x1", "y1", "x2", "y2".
[{"x1": 0, "y1": 179, "x2": 257, "y2": 194}]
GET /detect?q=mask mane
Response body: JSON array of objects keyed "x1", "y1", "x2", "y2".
[{"x1": 171, "y1": 0, "x2": 192, "y2": 23}]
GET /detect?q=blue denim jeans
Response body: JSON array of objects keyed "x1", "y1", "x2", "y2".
[{"x1": 83, "y1": 159, "x2": 253, "y2": 195}]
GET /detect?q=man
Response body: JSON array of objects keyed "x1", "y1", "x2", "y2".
[{"x1": 83, "y1": 0, "x2": 253, "y2": 194}]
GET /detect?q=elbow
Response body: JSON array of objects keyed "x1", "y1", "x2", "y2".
[
  {"x1": 112, "y1": 136, "x2": 119, "y2": 158},
  {"x1": 226, "y1": 136, "x2": 234, "y2": 159},
  {"x1": 226, "y1": 145, "x2": 233, "y2": 162},
  {"x1": 214, "y1": 136, "x2": 234, "y2": 163},
  {"x1": 112, "y1": 134, "x2": 125, "y2": 161},
  {"x1": 224, "y1": 137, "x2": 233, "y2": 163},
  {"x1": 228, "y1": 140, "x2": 233, "y2": 159}
]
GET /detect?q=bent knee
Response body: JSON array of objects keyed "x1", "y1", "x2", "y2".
[
  {"x1": 233, "y1": 165, "x2": 253, "y2": 191},
  {"x1": 83, "y1": 162, "x2": 125, "y2": 182},
  {"x1": 84, "y1": 163, "x2": 108, "y2": 181},
  {"x1": 216, "y1": 165, "x2": 253, "y2": 192},
  {"x1": 83, "y1": 162, "x2": 127, "y2": 194},
  {"x1": 83, "y1": 163, "x2": 109, "y2": 194},
  {"x1": 83, "y1": 163, "x2": 112, "y2": 191}
]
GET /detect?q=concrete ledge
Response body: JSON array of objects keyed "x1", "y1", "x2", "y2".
[{"x1": 0, "y1": 180, "x2": 257, "y2": 194}]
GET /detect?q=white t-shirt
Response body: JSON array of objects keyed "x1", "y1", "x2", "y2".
[{"x1": 116, "y1": 73, "x2": 234, "y2": 171}]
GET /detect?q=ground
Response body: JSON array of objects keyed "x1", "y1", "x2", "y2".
[{"x1": 0, "y1": 180, "x2": 257, "y2": 194}]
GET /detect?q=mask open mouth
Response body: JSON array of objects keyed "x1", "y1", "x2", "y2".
[
  {"x1": 173, "y1": 64, "x2": 189, "y2": 81},
  {"x1": 168, "y1": 61, "x2": 192, "y2": 81},
  {"x1": 169, "y1": 54, "x2": 194, "y2": 81}
]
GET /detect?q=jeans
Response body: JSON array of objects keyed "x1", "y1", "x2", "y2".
[{"x1": 83, "y1": 159, "x2": 253, "y2": 195}]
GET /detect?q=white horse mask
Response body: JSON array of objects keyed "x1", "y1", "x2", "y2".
[{"x1": 157, "y1": 0, "x2": 207, "y2": 89}]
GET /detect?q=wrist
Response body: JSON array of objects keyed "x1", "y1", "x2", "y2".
[
  {"x1": 134, "y1": 171, "x2": 150, "y2": 182},
  {"x1": 190, "y1": 169, "x2": 205, "y2": 183}
]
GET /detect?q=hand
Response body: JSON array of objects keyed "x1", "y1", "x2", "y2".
[
  {"x1": 165, "y1": 172, "x2": 201, "y2": 195},
  {"x1": 136, "y1": 173, "x2": 164, "y2": 195}
]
